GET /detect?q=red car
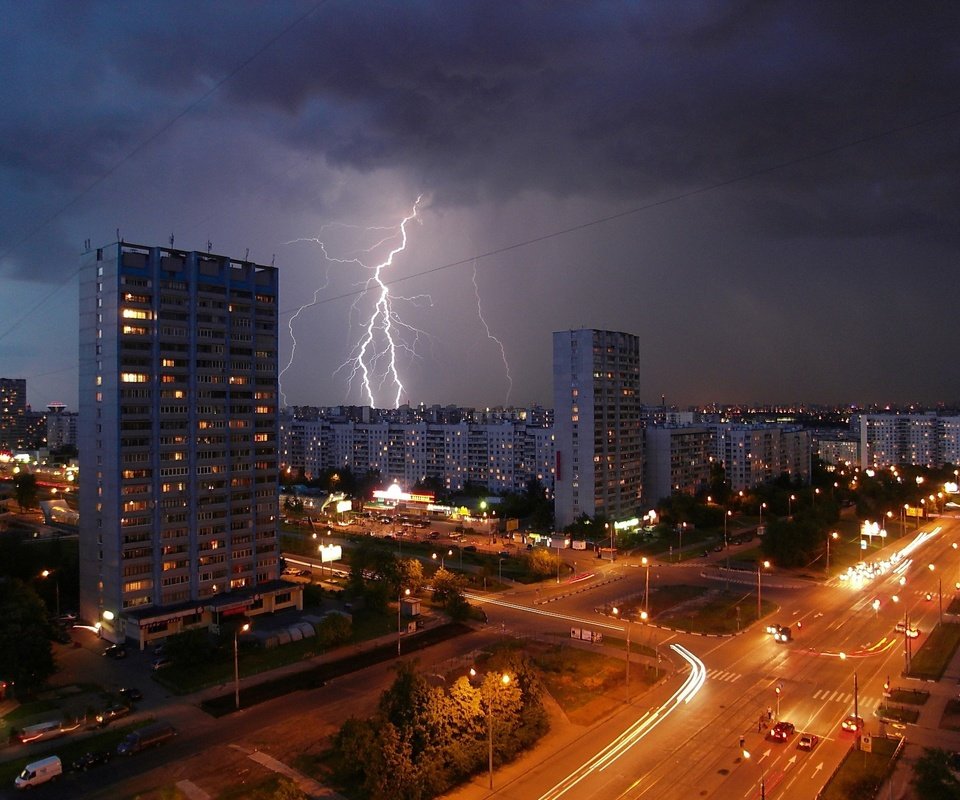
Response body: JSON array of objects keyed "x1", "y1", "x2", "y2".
[{"x1": 768, "y1": 721, "x2": 795, "y2": 742}]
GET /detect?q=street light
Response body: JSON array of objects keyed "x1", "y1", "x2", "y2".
[
  {"x1": 757, "y1": 560, "x2": 770, "y2": 620},
  {"x1": 499, "y1": 558, "x2": 505, "y2": 583},
  {"x1": 612, "y1": 606, "x2": 632, "y2": 699},
  {"x1": 639, "y1": 557, "x2": 651, "y2": 614},
  {"x1": 826, "y1": 531, "x2": 839, "y2": 574},
  {"x1": 759, "y1": 502, "x2": 766, "y2": 527},
  {"x1": 39, "y1": 569, "x2": 60, "y2": 619},
  {"x1": 788, "y1": 494, "x2": 795, "y2": 518},
  {"x1": 723, "y1": 509, "x2": 731, "y2": 548},
  {"x1": 470, "y1": 669, "x2": 512, "y2": 790},
  {"x1": 741, "y1": 749, "x2": 766, "y2": 800},
  {"x1": 234, "y1": 622, "x2": 250, "y2": 710},
  {"x1": 397, "y1": 587, "x2": 410, "y2": 656}
]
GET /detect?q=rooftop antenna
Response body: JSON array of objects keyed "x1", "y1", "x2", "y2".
[
  {"x1": 271, "y1": 254, "x2": 275, "y2": 266},
  {"x1": 169, "y1": 233, "x2": 175, "y2": 247},
  {"x1": 116, "y1": 228, "x2": 120, "y2": 242},
  {"x1": 245, "y1": 248, "x2": 250, "y2": 261},
  {"x1": 207, "y1": 240, "x2": 213, "y2": 253}
]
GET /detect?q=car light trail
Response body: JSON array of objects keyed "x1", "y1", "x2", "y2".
[
  {"x1": 536, "y1": 644, "x2": 706, "y2": 800},
  {"x1": 462, "y1": 593, "x2": 625, "y2": 630}
]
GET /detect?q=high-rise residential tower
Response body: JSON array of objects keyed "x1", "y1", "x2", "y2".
[
  {"x1": 79, "y1": 242, "x2": 298, "y2": 646},
  {"x1": 552, "y1": 329, "x2": 642, "y2": 529},
  {"x1": 0, "y1": 378, "x2": 28, "y2": 451}
]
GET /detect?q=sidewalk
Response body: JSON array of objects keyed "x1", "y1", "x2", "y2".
[{"x1": 877, "y1": 628, "x2": 960, "y2": 799}]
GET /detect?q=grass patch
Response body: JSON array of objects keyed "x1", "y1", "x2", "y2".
[
  {"x1": 1, "y1": 698, "x2": 64, "y2": 725},
  {"x1": 660, "y1": 594, "x2": 777, "y2": 634},
  {"x1": 199, "y1": 622, "x2": 472, "y2": 717},
  {"x1": 888, "y1": 688, "x2": 928, "y2": 706},
  {"x1": 940, "y1": 698, "x2": 960, "y2": 732},
  {"x1": 906, "y1": 622, "x2": 960, "y2": 680},
  {"x1": 820, "y1": 735, "x2": 901, "y2": 800},
  {"x1": 154, "y1": 607, "x2": 399, "y2": 695},
  {"x1": 947, "y1": 597, "x2": 960, "y2": 615},
  {"x1": 877, "y1": 704, "x2": 920, "y2": 724},
  {"x1": 216, "y1": 774, "x2": 291, "y2": 800}
]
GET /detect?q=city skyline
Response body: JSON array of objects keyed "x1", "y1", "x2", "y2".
[{"x1": 1, "y1": 3, "x2": 958, "y2": 411}]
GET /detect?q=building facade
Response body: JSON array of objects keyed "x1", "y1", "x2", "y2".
[
  {"x1": 710, "y1": 423, "x2": 811, "y2": 492},
  {"x1": 279, "y1": 412, "x2": 555, "y2": 495},
  {"x1": 0, "y1": 378, "x2": 28, "y2": 451},
  {"x1": 856, "y1": 413, "x2": 960, "y2": 468},
  {"x1": 644, "y1": 425, "x2": 714, "y2": 504},
  {"x1": 552, "y1": 329, "x2": 642, "y2": 529},
  {"x1": 79, "y1": 242, "x2": 296, "y2": 646}
]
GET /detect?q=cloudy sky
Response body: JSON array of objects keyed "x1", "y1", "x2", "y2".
[{"x1": 2, "y1": 1, "x2": 958, "y2": 412}]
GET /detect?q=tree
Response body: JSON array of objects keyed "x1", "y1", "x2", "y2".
[
  {"x1": 316, "y1": 613, "x2": 352, "y2": 649},
  {"x1": 0, "y1": 577, "x2": 55, "y2": 696},
  {"x1": 271, "y1": 778, "x2": 308, "y2": 800},
  {"x1": 12, "y1": 473, "x2": 37, "y2": 511},
  {"x1": 912, "y1": 748, "x2": 960, "y2": 799},
  {"x1": 524, "y1": 547, "x2": 559, "y2": 579}
]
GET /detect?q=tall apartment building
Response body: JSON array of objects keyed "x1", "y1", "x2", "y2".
[
  {"x1": 0, "y1": 378, "x2": 28, "y2": 451},
  {"x1": 856, "y1": 413, "x2": 960, "y2": 468},
  {"x1": 644, "y1": 425, "x2": 714, "y2": 504},
  {"x1": 46, "y1": 402, "x2": 78, "y2": 451},
  {"x1": 552, "y1": 329, "x2": 642, "y2": 529},
  {"x1": 79, "y1": 242, "x2": 298, "y2": 647},
  {"x1": 710, "y1": 423, "x2": 811, "y2": 491}
]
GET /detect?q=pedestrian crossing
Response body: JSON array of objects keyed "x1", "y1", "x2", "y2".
[
  {"x1": 707, "y1": 668, "x2": 742, "y2": 683},
  {"x1": 811, "y1": 688, "x2": 880, "y2": 708}
]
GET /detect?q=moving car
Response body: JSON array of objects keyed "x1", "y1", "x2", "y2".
[
  {"x1": 841, "y1": 715, "x2": 864, "y2": 732},
  {"x1": 768, "y1": 721, "x2": 796, "y2": 742},
  {"x1": 96, "y1": 704, "x2": 130, "y2": 726},
  {"x1": 895, "y1": 621, "x2": 921, "y2": 638},
  {"x1": 102, "y1": 644, "x2": 127, "y2": 659},
  {"x1": 797, "y1": 733, "x2": 820, "y2": 750}
]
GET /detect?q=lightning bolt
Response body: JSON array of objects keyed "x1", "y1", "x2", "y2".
[
  {"x1": 283, "y1": 198, "x2": 430, "y2": 408},
  {"x1": 472, "y1": 259, "x2": 513, "y2": 405}
]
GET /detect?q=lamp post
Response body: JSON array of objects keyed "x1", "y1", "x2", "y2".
[
  {"x1": 788, "y1": 494, "x2": 795, "y2": 518},
  {"x1": 678, "y1": 522, "x2": 686, "y2": 562},
  {"x1": 757, "y1": 560, "x2": 770, "y2": 620},
  {"x1": 234, "y1": 622, "x2": 250, "y2": 710},
  {"x1": 775, "y1": 683, "x2": 782, "y2": 718},
  {"x1": 471, "y1": 670, "x2": 512, "y2": 791},
  {"x1": 641, "y1": 557, "x2": 650, "y2": 613},
  {"x1": 610, "y1": 523, "x2": 615, "y2": 562},
  {"x1": 40, "y1": 569, "x2": 60, "y2": 619},
  {"x1": 723, "y1": 509, "x2": 729, "y2": 548},
  {"x1": 826, "y1": 531, "x2": 838, "y2": 574},
  {"x1": 397, "y1": 587, "x2": 410, "y2": 656},
  {"x1": 612, "y1": 606, "x2": 631, "y2": 700},
  {"x1": 742, "y1": 749, "x2": 765, "y2": 800},
  {"x1": 759, "y1": 502, "x2": 766, "y2": 528},
  {"x1": 499, "y1": 558, "x2": 505, "y2": 583}
]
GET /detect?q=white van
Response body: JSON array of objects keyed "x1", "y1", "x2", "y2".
[{"x1": 14, "y1": 755, "x2": 62, "y2": 789}]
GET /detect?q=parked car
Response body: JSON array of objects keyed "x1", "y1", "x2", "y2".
[
  {"x1": 102, "y1": 644, "x2": 126, "y2": 659},
  {"x1": 14, "y1": 756, "x2": 62, "y2": 789},
  {"x1": 768, "y1": 721, "x2": 796, "y2": 742},
  {"x1": 151, "y1": 656, "x2": 173, "y2": 671},
  {"x1": 797, "y1": 733, "x2": 819, "y2": 750},
  {"x1": 71, "y1": 750, "x2": 113, "y2": 772},
  {"x1": 118, "y1": 687, "x2": 143, "y2": 704}
]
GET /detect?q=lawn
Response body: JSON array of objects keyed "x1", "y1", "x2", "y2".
[
  {"x1": 820, "y1": 735, "x2": 902, "y2": 800},
  {"x1": 906, "y1": 622, "x2": 960, "y2": 680}
]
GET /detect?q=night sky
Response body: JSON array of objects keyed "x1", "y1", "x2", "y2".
[{"x1": 2, "y1": 2, "x2": 958, "y2": 411}]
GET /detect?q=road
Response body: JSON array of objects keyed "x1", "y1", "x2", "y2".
[
  {"x1": 463, "y1": 516, "x2": 960, "y2": 800},
  {"x1": 5, "y1": 517, "x2": 960, "y2": 799}
]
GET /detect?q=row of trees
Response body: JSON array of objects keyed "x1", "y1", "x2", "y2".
[{"x1": 331, "y1": 655, "x2": 549, "y2": 800}]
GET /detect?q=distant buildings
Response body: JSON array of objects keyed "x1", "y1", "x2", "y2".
[
  {"x1": 855, "y1": 412, "x2": 960, "y2": 468},
  {"x1": 45, "y1": 402, "x2": 78, "y2": 451},
  {"x1": 78, "y1": 242, "x2": 297, "y2": 646},
  {"x1": 280, "y1": 406, "x2": 554, "y2": 495},
  {"x1": 552, "y1": 329, "x2": 643, "y2": 528},
  {"x1": 0, "y1": 378, "x2": 46, "y2": 451}
]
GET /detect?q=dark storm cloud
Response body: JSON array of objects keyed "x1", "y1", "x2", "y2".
[{"x1": 2, "y1": 1, "x2": 959, "y2": 408}]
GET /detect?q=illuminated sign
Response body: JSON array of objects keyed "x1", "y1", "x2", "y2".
[{"x1": 372, "y1": 482, "x2": 434, "y2": 504}]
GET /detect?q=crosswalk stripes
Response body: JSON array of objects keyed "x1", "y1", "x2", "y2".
[
  {"x1": 706, "y1": 668, "x2": 742, "y2": 683},
  {"x1": 811, "y1": 688, "x2": 881, "y2": 707}
]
